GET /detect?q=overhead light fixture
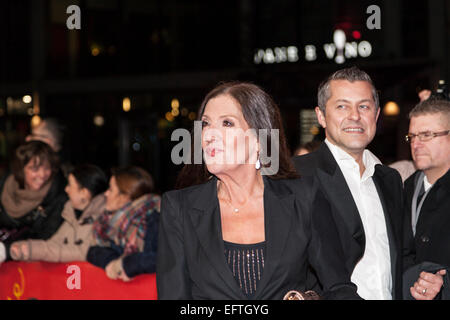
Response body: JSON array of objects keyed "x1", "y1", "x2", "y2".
[
  {"x1": 31, "y1": 115, "x2": 41, "y2": 127},
  {"x1": 22, "y1": 95, "x2": 32, "y2": 104},
  {"x1": 123, "y1": 97, "x2": 131, "y2": 112},
  {"x1": 171, "y1": 98, "x2": 180, "y2": 109},
  {"x1": 383, "y1": 101, "x2": 400, "y2": 116},
  {"x1": 93, "y1": 114, "x2": 105, "y2": 126}
]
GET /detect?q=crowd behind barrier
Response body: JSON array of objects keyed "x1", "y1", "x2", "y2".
[
  {"x1": 0, "y1": 261, "x2": 157, "y2": 300},
  {"x1": 0, "y1": 74, "x2": 449, "y2": 301}
]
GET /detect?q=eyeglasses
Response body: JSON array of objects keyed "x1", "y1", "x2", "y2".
[{"x1": 405, "y1": 130, "x2": 450, "y2": 143}]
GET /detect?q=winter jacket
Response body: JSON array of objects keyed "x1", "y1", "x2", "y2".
[
  {"x1": 0, "y1": 170, "x2": 68, "y2": 260},
  {"x1": 12, "y1": 194, "x2": 106, "y2": 262}
]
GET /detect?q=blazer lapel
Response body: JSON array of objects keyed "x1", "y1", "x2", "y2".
[
  {"x1": 187, "y1": 178, "x2": 247, "y2": 299},
  {"x1": 417, "y1": 170, "x2": 450, "y2": 215},
  {"x1": 254, "y1": 178, "x2": 295, "y2": 299},
  {"x1": 315, "y1": 144, "x2": 365, "y2": 251},
  {"x1": 187, "y1": 176, "x2": 296, "y2": 299},
  {"x1": 373, "y1": 165, "x2": 399, "y2": 296}
]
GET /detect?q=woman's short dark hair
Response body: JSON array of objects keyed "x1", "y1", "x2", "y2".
[
  {"x1": 175, "y1": 81, "x2": 298, "y2": 189},
  {"x1": 11, "y1": 140, "x2": 60, "y2": 188},
  {"x1": 112, "y1": 166, "x2": 154, "y2": 201},
  {"x1": 70, "y1": 164, "x2": 108, "y2": 198}
]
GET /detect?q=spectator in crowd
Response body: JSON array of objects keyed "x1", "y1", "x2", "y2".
[
  {"x1": 26, "y1": 118, "x2": 64, "y2": 153},
  {"x1": 293, "y1": 140, "x2": 322, "y2": 156},
  {"x1": 158, "y1": 81, "x2": 360, "y2": 300},
  {"x1": 403, "y1": 99, "x2": 450, "y2": 300},
  {"x1": 0, "y1": 141, "x2": 67, "y2": 265},
  {"x1": 87, "y1": 166, "x2": 160, "y2": 282},
  {"x1": 388, "y1": 88, "x2": 432, "y2": 183},
  {"x1": 293, "y1": 66, "x2": 404, "y2": 299},
  {"x1": 9, "y1": 164, "x2": 107, "y2": 262},
  {"x1": 389, "y1": 160, "x2": 416, "y2": 183},
  {"x1": 26, "y1": 117, "x2": 73, "y2": 176}
]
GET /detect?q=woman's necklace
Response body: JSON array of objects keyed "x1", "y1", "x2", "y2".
[
  {"x1": 219, "y1": 183, "x2": 247, "y2": 214},
  {"x1": 223, "y1": 197, "x2": 240, "y2": 213}
]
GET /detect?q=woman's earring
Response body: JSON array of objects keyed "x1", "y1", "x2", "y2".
[{"x1": 255, "y1": 157, "x2": 261, "y2": 170}]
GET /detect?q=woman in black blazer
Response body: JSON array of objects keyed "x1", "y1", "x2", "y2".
[{"x1": 157, "y1": 82, "x2": 360, "y2": 300}]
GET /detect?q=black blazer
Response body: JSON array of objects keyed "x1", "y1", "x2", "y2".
[
  {"x1": 403, "y1": 169, "x2": 450, "y2": 269},
  {"x1": 292, "y1": 142, "x2": 404, "y2": 299},
  {"x1": 156, "y1": 175, "x2": 360, "y2": 300}
]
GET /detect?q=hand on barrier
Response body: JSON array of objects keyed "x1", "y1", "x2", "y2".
[
  {"x1": 0, "y1": 242, "x2": 6, "y2": 265},
  {"x1": 10, "y1": 242, "x2": 30, "y2": 261},
  {"x1": 105, "y1": 258, "x2": 131, "y2": 282}
]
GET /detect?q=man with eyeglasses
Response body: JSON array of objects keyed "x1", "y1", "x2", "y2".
[{"x1": 403, "y1": 98, "x2": 450, "y2": 300}]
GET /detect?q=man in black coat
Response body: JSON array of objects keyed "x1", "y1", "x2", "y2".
[
  {"x1": 403, "y1": 98, "x2": 450, "y2": 300},
  {"x1": 293, "y1": 66, "x2": 404, "y2": 300}
]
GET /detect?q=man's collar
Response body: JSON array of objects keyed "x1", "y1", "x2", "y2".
[
  {"x1": 324, "y1": 138, "x2": 381, "y2": 178},
  {"x1": 423, "y1": 174, "x2": 433, "y2": 191},
  {"x1": 324, "y1": 138, "x2": 354, "y2": 161},
  {"x1": 423, "y1": 168, "x2": 450, "y2": 190},
  {"x1": 362, "y1": 149, "x2": 382, "y2": 178}
]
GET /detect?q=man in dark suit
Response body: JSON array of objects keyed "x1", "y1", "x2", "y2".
[
  {"x1": 293, "y1": 66, "x2": 404, "y2": 299},
  {"x1": 403, "y1": 98, "x2": 450, "y2": 300}
]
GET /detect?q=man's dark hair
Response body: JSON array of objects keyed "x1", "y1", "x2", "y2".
[
  {"x1": 317, "y1": 66, "x2": 379, "y2": 114},
  {"x1": 409, "y1": 99, "x2": 450, "y2": 126}
]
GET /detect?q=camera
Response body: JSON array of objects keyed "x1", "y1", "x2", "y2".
[{"x1": 429, "y1": 79, "x2": 450, "y2": 101}]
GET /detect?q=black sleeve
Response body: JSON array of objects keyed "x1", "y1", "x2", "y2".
[
  {"x1": 306, "y1": 188, "x2": 362, "y2": 300},
  {"x1": 156, "y1": 191, "x2": 192, "y2": 299},
  {"x1": 86, "y1": 245, "x2": 122, "y2": 269},
  {"x1": 122, "y1": 212, "x2": 160, "y2": 277},
  {"x1": 402, "y1": 183, "x2": 416, "y2": 271}
]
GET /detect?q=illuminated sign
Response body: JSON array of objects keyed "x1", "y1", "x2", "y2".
[
  {"x1": 253, "y1": 46, "x2": 299, "y2": 64},
  {"x1": 254, "y1": 29, "x2": 372, "y2": 65}
]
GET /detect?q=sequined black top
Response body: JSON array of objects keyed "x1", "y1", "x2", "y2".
[{"x1": 223, "y1": 240, "x2": 266, "y2": 299}]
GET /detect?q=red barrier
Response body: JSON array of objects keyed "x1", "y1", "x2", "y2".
[{"x1": 0, "y1": 261, "x2": 157, "y2": 300}]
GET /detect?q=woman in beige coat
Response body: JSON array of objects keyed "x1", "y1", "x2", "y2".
[{"x1": 10, "y1": 164, "x2": 107, "y2": 262}]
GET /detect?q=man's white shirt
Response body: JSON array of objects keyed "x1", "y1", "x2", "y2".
[
  {"x1": 423, "y1": 174, "x2": 433, "y2": 192},
  {"x1": 325, "y1": 139, "x2": 392, "y2": 300}
]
